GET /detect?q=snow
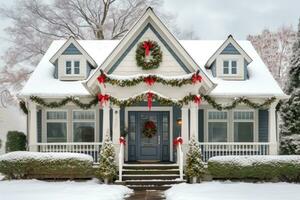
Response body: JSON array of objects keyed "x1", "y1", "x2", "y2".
[
  {"x1": 0, "y1": 151, "x2": 93, "y2": 162},
  {"x1": 20, "y1": 39, "x2": 286, "y2": 98},
  {"x1": 0, "y1": 179, "x2": 132, "y2": 200},
  {"x1": 165, "y1": 182, "x2": 300, "y2": 200},
  {"x1": 208, "y1": 155, "x2": 300, "y2": 166}
]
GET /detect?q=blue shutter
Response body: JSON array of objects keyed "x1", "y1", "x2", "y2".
[
  {"x1": 198, "y1": 109, "x2": 204, "y2": 142},
  {"x1": 110, "y1": 109, "x2": 113, "y2": 139},
  {"x1": 37, "y1": 110, "x2": 42, "y2": 143},
  {"x1": 120, "y1": 107, "x2": 125, "y2": 136},
  {"x1": 259, "y1": 110, "x2": 269, "y2": 142}
]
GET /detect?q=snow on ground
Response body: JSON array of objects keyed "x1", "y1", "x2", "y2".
[
  {"x1": 165, "y1": 182, "x2": 300, "y2": 200},
  {"x1": 0, "y1": 179, "x2": 132, "y2": 200}
]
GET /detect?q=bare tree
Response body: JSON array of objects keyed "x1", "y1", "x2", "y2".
[{"x1": 247, "y1": 26, "x2": 296, "y2": 88}]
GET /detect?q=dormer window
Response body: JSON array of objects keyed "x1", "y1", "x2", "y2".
[
  {"x1": 65, "y1": 61, "x2": 80, "y2": 75},
  {"x1": 223, "y1": 60, "x2": 237, "y2": 75}
]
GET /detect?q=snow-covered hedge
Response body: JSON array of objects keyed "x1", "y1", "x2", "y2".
[
  {"x1": 208, "y1": 156, "x2": 300, "y2": 182},
  {"x1": 0, "y1": 151, "x2": 94, "y2": 179}
]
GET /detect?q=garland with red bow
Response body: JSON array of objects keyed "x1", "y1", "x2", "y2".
[
  {"x1": 97, "y1": 70, "x2": 202, "y2": 88},
  {"x1": 97, "y1": 93, "x2": 110, "y2": 107},
  {"x1": 136, "y1": 40, "x2": 162, "y2": 70}
]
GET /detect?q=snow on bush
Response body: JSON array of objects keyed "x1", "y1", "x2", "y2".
[
  {"x1": 280, "y1": 134, "x2": 300, "y2": 155},
  {"x1": 0, "y1": 151, "x2": 94, "y2": 179},
  {"x1": 208, "y1": 155, "x2": 300, "y2": 182}
]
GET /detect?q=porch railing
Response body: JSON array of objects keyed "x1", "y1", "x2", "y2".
[
  {"x1": 35, "y1": 143, "x2": 103, "y2": 163},
  {"x1": 199, "y1": 142, "x2": 270, "y2": 162}
]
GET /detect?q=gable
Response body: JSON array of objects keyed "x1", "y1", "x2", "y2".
[
  {"x1": 62, "y1": 43, "x2": 82, "y2": 55},
  {"x1": 221, "y1": 43, "x2": 240, "y2": 55},
  {"x1": 109, "y1": 23, "x2": 191, "y2": 75}
]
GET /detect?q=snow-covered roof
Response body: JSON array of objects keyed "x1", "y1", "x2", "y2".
[{"x1": 20, "y1": 39, "x2": 286, "y2": 98}]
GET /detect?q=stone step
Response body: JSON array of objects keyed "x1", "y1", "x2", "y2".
[
  {"x1": 122, "y1": 174, "x2": 183, "y2": 181},
  {"x1": 123, "y1": 169, "x2": 180, "y2": 175},
  {"x1": 123, "y1": 164, "x2": 178, "y2": 170},
  {"x1": 125, "y1": 179, "x2": 184, "y2": 186},
  {"x1": 127, "y1": 184, "x2": 172, "y2": 191}
]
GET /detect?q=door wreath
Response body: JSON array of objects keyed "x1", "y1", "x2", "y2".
[{"x1": 143, "y1": 120, "x2": 157, "y2": 138}]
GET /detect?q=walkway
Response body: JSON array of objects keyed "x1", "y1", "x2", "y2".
[{"x1": 126, "y1": 190, "x2": 165, "y2": 200}]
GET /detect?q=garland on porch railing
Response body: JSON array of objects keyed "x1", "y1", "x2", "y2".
[
  {"x1": 97, "y1": 70, "x2": 202, "y2": 87},
  {"x1": 27, "y1": 94, "x2": 276, "y2": 113}
]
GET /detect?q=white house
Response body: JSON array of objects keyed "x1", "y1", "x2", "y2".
[{"x1": 19, "y1": 8, "x2": 287, "y2": 170}]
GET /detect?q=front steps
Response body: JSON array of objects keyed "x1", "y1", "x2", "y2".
[{"x1": 118, "y1": 164, "x2": 185, "y2": 190}]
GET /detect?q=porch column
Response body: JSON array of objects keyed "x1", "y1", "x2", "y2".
[
  {"x1": 269, "y1": 102, "x2": 278, "y2": 155},
  {"x1": 28, "y1": 101, "x2": 38, "y2": 151},
  {"x1": 102, "y1": 103, "x2": 110, "y2": 140},
  {"x1": 189, "y1": 104, "x2": 198, "y2": 141},
  {"x1": 181, "y1": 105, "x2": 189, "y2": 163}
]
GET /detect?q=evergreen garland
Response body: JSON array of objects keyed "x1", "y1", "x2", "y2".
[
  {"x1": 19, "y1": 100, "x2": 28, "y2": 115},
  {"x1": 29, "y1": 95, "x2": 276, "y2": 111},
  {"x1": 136, "y1": 40, "x2": 162, "y2": 70}
]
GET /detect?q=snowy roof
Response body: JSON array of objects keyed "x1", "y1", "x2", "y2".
[{"x1": 20, "y1": 39, "x2": 286, "y2": 98}]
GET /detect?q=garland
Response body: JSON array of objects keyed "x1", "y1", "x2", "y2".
[
  {"x1": 136, "y1": 40, "x2": 162, "y2": 70},
  {"x1": 143, "y1": 121, "x2": 157, "y2": 138},
  {"x1": 98, "y1": 70, "x2": 202, "y2": 87},
  {"x1": 28, "y1": 95, "x2": 276, "y2": 111},
  {"x1": 19, "y1": 100, "x2": 28, "y2": 115}
]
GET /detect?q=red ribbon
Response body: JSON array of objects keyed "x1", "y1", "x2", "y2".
[
  {"x1": 97, "y1": 73, "x2": 106, "y2": 88},
  {"x1": 142, "y1": 41, "x2": 153, "y2": 56},
  {"x1": 173, "y1": 137, "x2": 183, "y2": 146},
  {"x1": 119, "y1": 137, "x2": 126, "y2": 145},
  {"x1": 192, "y1": 72, "x2": 202, "y2": 84},
  {"x1": 97, "y1": 93, "x2": 110, "y2": 107},
  {"x1": 194, "y1": 95, "x2": 202, "y2": 106},
  {"x1": 147, "y1": 92, "x2": 154, "y2": 110},
  {"x1": 144, "y1": 76, "x2": 156, "y2": 86}
]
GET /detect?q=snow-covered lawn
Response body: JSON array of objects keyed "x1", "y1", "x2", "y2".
[
  {"x1": 0, "y1": 179, "x2": 132, "y2": 200},
  {"x1": 165, "y1": 182, "x2": 300, "y2": 200}
]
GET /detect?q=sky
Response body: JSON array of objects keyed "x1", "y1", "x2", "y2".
[{"x1": 0, "y1": 0, "x2": 299, "y2": 64}]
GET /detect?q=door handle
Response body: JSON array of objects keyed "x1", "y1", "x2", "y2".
[{"x1": 158, "y1": 135, "x2": 160, "y2": 145}]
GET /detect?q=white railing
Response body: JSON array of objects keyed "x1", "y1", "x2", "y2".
[
  {"x1": 118, "y1": 142, "x2": 125, "y2": 182},
  {"x1": 177, "y1": 143, "x2": 184, "y2": 180},
  {"x1": 199, "y1": 142, "x2": 270, "y2": 162},
  {"x1": 34, "y1": 142, "x2": 103, "y2": 163}
]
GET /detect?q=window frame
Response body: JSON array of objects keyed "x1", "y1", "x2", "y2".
[
  {"x1": 233, "y1": 110, "x2": 255, "y2": 143},
  {"x1": 206, "y1": 110, "x2": 229, "y2": 142},
  {"x1": 65, "y1": 60, "x2": 81, "y2": 75},
  {"x1": 46, "y1": 110, "x2": 68, "y2": 143},
  {"x1": 223, "y1": 59, "x2": 238, "y2": 75},
  {"x1": 72, "y1": 110, "x2": 96, "y2": 142}
]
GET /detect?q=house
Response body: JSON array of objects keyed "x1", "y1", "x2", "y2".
[{"x1": 19, "y1": 8, "x2": 287, "y2": 168}]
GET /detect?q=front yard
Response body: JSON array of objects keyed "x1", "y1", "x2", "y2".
[
  {"x1": 165, "y1": 182, "x2": 300, "y2": 200},
  {"x1": 0, "y1": 178, "x2": 132, "y2": 200}
]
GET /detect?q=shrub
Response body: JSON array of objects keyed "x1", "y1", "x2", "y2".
[
  {"x1": 5, "y1": 131, "x2": 27, "y2": 152},
  {"x1": 208, "y1": 156, "x2": 300, "y2": 182},
  {"x1": 0, "y1": 151, "x2": 94, "y2": 179}
]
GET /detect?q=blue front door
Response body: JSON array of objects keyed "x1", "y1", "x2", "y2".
[{"x1": 128, "y1": 111, "x2": 170, "y2": 161}]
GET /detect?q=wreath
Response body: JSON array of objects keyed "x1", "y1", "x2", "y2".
[
  {"x1": 136, "y1": 40, "x2": 162, "y2": 70},
  {"x1": 143, "y1": 120, "x2": 157, "y2": 138}
]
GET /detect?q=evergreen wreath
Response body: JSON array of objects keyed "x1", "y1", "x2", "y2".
[
  {"x1": 136, "y1": 40, "x2": 162, "y2": 70},
  {"x1": 143, "y1": 120, "x2": 157, "y2": 138}
]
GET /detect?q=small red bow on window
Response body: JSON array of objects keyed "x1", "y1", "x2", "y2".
[
  {"x1": 142, "y1": 41, "x2": 153, "y2": 56},
  {"x1": 144, "y1": 76, "x2": 156, "y2": 86}
]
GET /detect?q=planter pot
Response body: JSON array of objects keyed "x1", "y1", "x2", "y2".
[
  {"x1": 191, "y1": 177, "x2": 197, "y2": 184},
  {"x1": 104, "y1": 178, "x2": 109, "y2": 184}
]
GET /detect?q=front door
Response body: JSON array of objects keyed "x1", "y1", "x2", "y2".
[{"x1": 128, "y1": 111, "x2": 170, "y2": 162}]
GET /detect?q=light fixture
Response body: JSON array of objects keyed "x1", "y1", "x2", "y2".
[{"x1": 176, "y1": 118, "x2": 182, "y2": 126}]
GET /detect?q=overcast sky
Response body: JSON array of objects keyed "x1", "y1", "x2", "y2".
[{"x1": 0, "y1": 0, "x2": 299, "y2": 64}]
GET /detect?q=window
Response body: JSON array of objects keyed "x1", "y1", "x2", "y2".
[
  {"x1": 65, "y1": 61, "x2": 80, "y2": 75},
  {"x1": 46, "y1": 111, "x2": 67, "y2": 142},
  {"x1": 73, "y1": 111, "x2": 95, "y2": 142},
  {"x1": 208, "y1": 111, "x2": 227, "y2": 142},
  {"x1": 233, "y1": 111, "x2": 254, "y2": 142},
  {"x1": 223, "y1": 60, "x2": 237, "y2": 75}
]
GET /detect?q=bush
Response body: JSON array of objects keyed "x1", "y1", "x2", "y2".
[
  {"x1": 5, "y1": 131, "x2": 27, "y2": 152},
  {"x1": 280, "y1": 134, "x2": 300, "y2": 155},
  {"x1": 0, "y1": 151, "x2": 94, "y2": 179},
  {"x1": 208, "y1": 156, "x2": 300, "y2": 182}
]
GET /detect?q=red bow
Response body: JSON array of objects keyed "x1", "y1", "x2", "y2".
[
  {"x1": 147, "y1": 92, "x2": 154, "y2": 110},
  {"x1": 97, "y1": 73, "x2": 106, "y2": 88},
  {"x1": 192, "y1": 72, "x2": 202, "y2": 84},
  {"x1": 144, "y1": 76, "x2": 156, "y2": 86},
  {"x1": 119, "y1": 137, "x2": 126, "y2": 145},
  {"x1": 142, "y1": 41, "x2": 153, "y2": 56},
  {"x1": 194, "y1": 95, "x2": 202, "y2": 106},
  {"x1": 98, "y1": 93, "x2": 110, "y2": 107},
  {"x1": 173, "y1": 137, "x2": 183, "y2": 146}
]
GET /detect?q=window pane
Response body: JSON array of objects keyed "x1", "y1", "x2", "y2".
[
  {"x1": 47, "y1": 111, "x2": 67, "y2": 120},
  {"x1": 223, "y1": 61, "x2": 229, "y2": 74},
  {"x1": 231, "y1": 61, "x2": 237, "y2": 74},
  {"x1": 66, "y1": 61, "x2": 72, "y2": 74},
  {"x1": 234, "y1": 111, "x2": 254, "y2": 120},
  {"x1": 73, "y1": 111, "x2": 95, "y2": 120},
  {"x1": 47, "y1": 122, "x2": 67, "y2": 142},
  {"x1": 73, "y1": 122, "x2": 95, "y2": 142},
  {"x1": 208, "y1": 122, "x2": 227, "y2": 142},
  {"x1": 74, "y1": 61, "x2": 80, "y2": 74},
  {"x1": 234, "y1": 122, "x2": 253, "y2": 142},
  {"x1": 208, "y1": 111, "x2": 227, "y2": 120}
]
